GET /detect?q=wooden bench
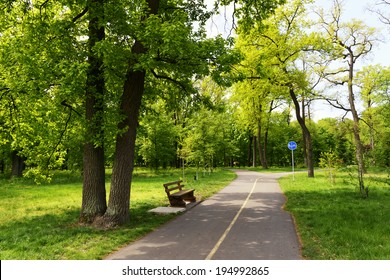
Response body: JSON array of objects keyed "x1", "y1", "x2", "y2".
[{"x1": 163, "y1": 180, "x2": 196, "y2": 207}]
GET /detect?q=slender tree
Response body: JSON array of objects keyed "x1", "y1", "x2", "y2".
[{"x1": 316, "y1": 0, "x2": 378, "y2": 197}]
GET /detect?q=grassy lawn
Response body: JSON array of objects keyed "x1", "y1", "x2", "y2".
[
  {"x1": 0, "y1": 168, "x2": 236, "y2": 260},
  {"x1": 279, "y1": 169, "x2": 390, "y2": 260}
]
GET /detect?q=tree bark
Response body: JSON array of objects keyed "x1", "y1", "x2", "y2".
[
  {"x1": 80, "y1": 0, "x2": 107, "y2": 223},
  {"x1": 96, "y1": 0, "x2": 160, "y2": 227},
  {"x1": 99, "y1": 66, "x2": 145, "y2": 227},
  {"x1": 348, "y1": 56, "x2": 367, "y2": 197},
  {"x1": 289, "y1": 87, "x2": 314, "y2": 177}
]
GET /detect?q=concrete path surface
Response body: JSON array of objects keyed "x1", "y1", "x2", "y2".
[{"x1": 105, "y1": 170, "x2": 301, "y2": 260}]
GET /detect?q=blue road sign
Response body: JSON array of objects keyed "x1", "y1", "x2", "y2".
[{"x1": 288, "y1": 141, "x2": 297, "y2": 151}]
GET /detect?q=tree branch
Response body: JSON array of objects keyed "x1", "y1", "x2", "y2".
[
  {"x1": 47, "y1": 108, "x2": 73, "y2": 168},
  {"x1": 61, "y1": 100, "x2": 82, "y2": 117},
  {"x1": 72, "y1": 6, "x2": 89, "y2": 23},
  {"x1": 321, "y1": 96, "x2": 352, "y2": 112},
  {"x1": 150, "y1": 69, "x2": 190, "y2": 93}
]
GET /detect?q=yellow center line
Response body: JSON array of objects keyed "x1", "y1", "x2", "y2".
[{"x1": 205, "y1": 176, "x2": 261, "y2": 260}]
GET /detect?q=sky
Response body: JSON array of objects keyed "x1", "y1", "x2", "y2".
[{"x1": 205, "y1": 0, "x2": 390, "y2": 121}]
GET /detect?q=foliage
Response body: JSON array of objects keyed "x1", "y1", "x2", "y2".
[
  {"x1": 318, "y1": 150, "x2": 343, "y2": 185},
  {"x1": 356, "y1": 65, "x2": 390, "y2": 167},
  {"x1": 313, "y1": 118, "x2": 355, "y2": 166},
  {"x1": 137, "y1": 100, "x2": 178, "y2": 170},
  {"x1": 0, "y1": 0, "x2": 88, "y2": 180},
  {"x1": 179, "y1": 92, "x2": 239, "y2": 169},
  {"x1": 232, "y1": 0, "x2": 322, "y2": 174}
]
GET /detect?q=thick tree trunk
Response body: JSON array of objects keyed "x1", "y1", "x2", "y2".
[
  {"x1": 289, "y1": 87, "x2": 314, "y2": 178},
  {"x1": 107, "y1": 86, "x2": 142, "y2": 225},
  {"x1": 98, "y1": 47, "x2": 145, "y2": 227},
  {"x1": 80, "y1": 0, "x2": 107, "y2": 223},
  {"x1": 96, "y1": 0, "x2": 160, "y2": 227}
]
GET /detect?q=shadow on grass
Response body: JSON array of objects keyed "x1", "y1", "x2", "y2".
[{"x1": 0, "y1": 204, "x2": 176, "y2": 260}]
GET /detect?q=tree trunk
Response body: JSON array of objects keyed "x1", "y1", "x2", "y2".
[
  {"x1": 252, "y1": 135, "x2": 256, "y2": 167},
  {"x1": 263, "y1": 100, "x2": 274, "y2": 169},
  {"x1": 80, "y1": 0, "x2": 107, "y2": 223},
  {"x1": 301, "y1": 96, "x2": 308, "y2": 167},
  {"x1": 348, "y1": 58, "x2": 367, "y2": 197},
  {"x1": 11, "y1": 151, "x2": 25, "y2": 177},
  {"x1": 257, "y1": 124, "x2": 268, "y2": 168},
  {"x1": 247, "y1": 132, "x2": 252, "y2": 166},
  {"x1": 289, "y1": 87, "x2": 314, "y2": 178},
  {"x1": 99, "y1": 66, "x2": 145, "y2": 227},
  {"x1": 97, "y1": 0, "x2": 160, "y2": 227},
  {"x1": 367, "y1": 98, "x2": 375, "y2": 164},
  {"x1": 257, "y1": 104, "x2": 268, "y2": 169}
]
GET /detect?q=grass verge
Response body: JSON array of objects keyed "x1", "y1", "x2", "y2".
[
  {"x1": 0, "y1": 168, "x2": 236, "y2": 260},
  {"x1": 279, "y1": 169, "x2": 390, "y2": 259}
]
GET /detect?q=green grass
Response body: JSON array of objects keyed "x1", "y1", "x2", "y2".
[
  {"x1": 279, "y1": 169, "x2": 390, "y2": 260},
  {"x1": 0, "y1": 168, "x2": 236, "y2": 260}
]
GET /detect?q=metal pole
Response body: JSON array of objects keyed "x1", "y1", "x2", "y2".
[{"x1": 292, "y1": 149, "x2": 295, "y2": 181}]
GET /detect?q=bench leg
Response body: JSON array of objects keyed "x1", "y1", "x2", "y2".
[
  {"x1": 169, "y1": 197, "x2": 186, "y2": 207},
  {"x1": 182, "y1": 192, "x2": 196, "y2": 203}
]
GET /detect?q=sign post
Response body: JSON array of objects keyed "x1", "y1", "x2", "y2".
[{"x1": 288, "y1": 141, "x2": 297, "y2": 180}]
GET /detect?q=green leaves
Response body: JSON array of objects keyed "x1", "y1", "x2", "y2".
[{"x1": 0, "y1": 0, "x2": 290, "y2": 179}]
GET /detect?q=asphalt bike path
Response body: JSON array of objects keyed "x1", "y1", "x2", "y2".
[{"x1": 105, "y1": 170, "x2": 301, "y2": 260}]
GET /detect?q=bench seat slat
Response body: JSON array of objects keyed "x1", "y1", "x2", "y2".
[
  {"x1": 163, "y1": 180, "x2": 182, "y2": 187},
  {"x1": 170, "y1": 189, "x2": 194, "y2": 198},
  {"x1": 165, "y1": 185, "x2": 184, "y2": 193}
]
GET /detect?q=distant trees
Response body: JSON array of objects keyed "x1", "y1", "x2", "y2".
[
  {"x1": 357, "y1": 65, "x2": 390, "y2": 167},
  {"x1": 229, "y1": 0, "x2": 389, "y2": 192},
  {"x1": 234, "y1": 0, "x2": 319, "y2": 177}
]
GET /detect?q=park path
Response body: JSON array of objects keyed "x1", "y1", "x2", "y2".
[{"x1": 105, "y1": 170, "x2": 302, "y2": 260}]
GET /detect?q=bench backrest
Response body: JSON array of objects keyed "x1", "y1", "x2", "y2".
[{"x1": 163, "y1": 180, "x2": 183, "y2": 195}]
